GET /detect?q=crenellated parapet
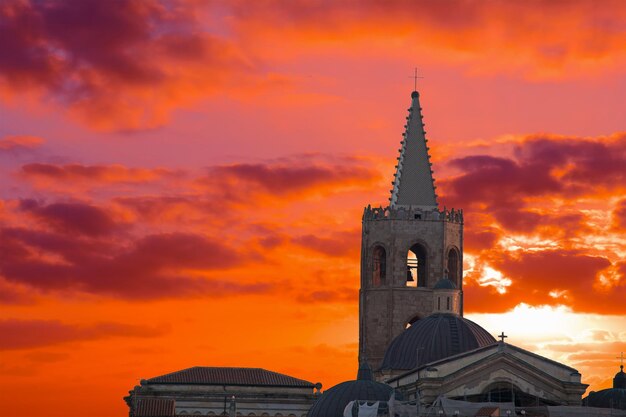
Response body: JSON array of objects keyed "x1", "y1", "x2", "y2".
[{"x1": 362, "y1": 204, "x2": 463, "y2": 224}]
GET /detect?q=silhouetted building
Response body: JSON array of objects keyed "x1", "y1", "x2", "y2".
[{"x1": 584, "y1": 363, "x2": 626, "y2": 410}]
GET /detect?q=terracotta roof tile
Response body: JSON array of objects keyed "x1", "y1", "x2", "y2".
[
  {"x1": 147, "y1": 367, "x2": 314, "y2": 387},
  {"x1": 136, "y1": 398, "x2": 175, "y2": 416}
]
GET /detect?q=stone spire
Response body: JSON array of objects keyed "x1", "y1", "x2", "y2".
[{"x1": 390, "y1": 90, "x2": 438, "y2": 209}]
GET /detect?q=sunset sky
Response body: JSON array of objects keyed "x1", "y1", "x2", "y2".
[{"x1": 1, "y1": 1, "x2": 626, "y2": 416}]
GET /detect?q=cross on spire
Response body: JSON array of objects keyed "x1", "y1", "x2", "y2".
[
  {"x1": 498, "y1": 332, "x2": 508, "y2": 343},
  {"x1": 409, "y1": 68, "x2": 424, "y2": 91},
  {"x1": 618, "y1": 352, "x2": 624, "y2": 369}
]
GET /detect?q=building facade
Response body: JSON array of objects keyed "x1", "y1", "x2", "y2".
[{"x1": 125, "y1": 367, "x2": 320, "y2": 417}]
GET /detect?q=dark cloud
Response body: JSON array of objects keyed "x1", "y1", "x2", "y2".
[
  {"x1": 439, "y1": 135, "x2": 626, "y2": 235},
  {"x1": 20, "y1": 200, "x2": 117, "y2": 237},
  {"x1": 0, "y1": 319, "x2": 167, "y2": 350},
  {"x1": 204, "y1": 161, "x2": 381, "y2": 198},
  {"x1": 21, "y1": 163, "x2": 174, "y2": 183},
  {"x1": 0, "y1": 0, "x2": 249, "y2": 130},
  {"x1": 0, "y1": 227, "x2": 271, "y2": 299}
]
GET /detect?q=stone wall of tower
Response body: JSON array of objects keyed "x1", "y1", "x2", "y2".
[{"x1": 359, "y1": 206, "x2": 463, "y2": 370}]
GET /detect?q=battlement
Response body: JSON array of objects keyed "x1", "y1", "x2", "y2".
[{"x1": 363, "y1": 205, "x2": 463, "y2": 224}]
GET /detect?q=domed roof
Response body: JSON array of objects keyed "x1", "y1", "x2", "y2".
[
  {"x1": 308, "y1": 362, "x2": 395, "y2": 417},
  {"x1": 615, "y1": 366, "x2": 626, "y2": 389},
  {"x1": 433, "y1": 278, "x2": 457, "y2": 290},
  {"x1": 585, "y1": 388, "x2": 626, "y2": 410},
  {"x1": 381, "y1": 313, "x2": 496, "y2": 371},
  {"x1": 584, "y1": 365, "x2": 626, "y2": 410}
]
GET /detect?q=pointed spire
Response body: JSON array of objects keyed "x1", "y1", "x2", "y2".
[{"x1": 390, "y1": 91, "x2": 438, "y2": 209}]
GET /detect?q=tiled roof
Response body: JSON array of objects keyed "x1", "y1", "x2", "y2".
[
  {"x1": 475, "y1": 407, "x2": 499, "y2": 417},
  {"x1": 136, "y1": 398, "x2": 175, "y2": 416},
  {"x1": 147, "y1": 367, "x2": 315, "y2": 387},
  {"x1": 390, "y1": 90, "x2": 438, "y2": 209}
]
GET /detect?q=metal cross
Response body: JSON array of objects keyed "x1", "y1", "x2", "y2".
[
  {"x1": 498, "y1": 332, "x2": 508, "y2": 343},
  {"x1": 618, "y1": 352, "x2": 624, "y2": 367},
  {"x1": 409, "y1": 68, "x2": 424, "y2": 91}
]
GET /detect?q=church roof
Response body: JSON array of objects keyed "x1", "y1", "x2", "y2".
[
  {"x1": 585, "y1": 364, "x2": 626, "y2": 410},
  {"x1": 308, "y1": 361, "x2": 395, "y2": 417},
  {"x1": 585, "y1": 388, "x2": 626, "y2": 410},
  {"x1": 433, "y1": 277, "x2": 457, "y2": 289},
  {"x1": 146, "y1": 367, "x2": 315, "y2": 387},
  {"x1": 615, "y1": 366, "x2": 626, "y2": 389},
  {"x1": 380, "y1": 313, "x2": 496, "y2": 371},
  {"x1": 135, "y1": 398, "x2": 175, "y2": 417},
  {"x1": 389, "y1": 90, "x2": 438, "y2": 209}
]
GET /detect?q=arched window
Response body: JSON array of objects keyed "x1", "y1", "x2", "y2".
[
  {"x1": 372, "y1": 246, "x2": 386, "y2": 287},
  {"x1": 446, "y1": 297, "x2": 450, "y2": 310},
  {"x1": 407, "y1": 243, "x2": 427, "y2": 287},
  {"x1": 447, "y1": 248, "x2": 460, "y2": 287}
]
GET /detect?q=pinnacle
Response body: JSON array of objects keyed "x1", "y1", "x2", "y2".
[{"x1": 389, "y1": 91, "x2": 438, "y2": 209}]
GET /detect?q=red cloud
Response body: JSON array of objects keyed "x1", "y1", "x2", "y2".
[
  {"x1": 612, "y1": 199, "x2": 626, "y2": 231},
  {"x1": 0, "y1": 135, "x2": 43, "y2": 152},
  {"x1": 439, "y1": 134, "x2": 626, "y2": 235},
  {"x1": 0, "y1": 227, "x2": 271, "y2": 300},
  {"x1": 229, "y1": 0, "x2": 626, "y2": 80},
  {"x1": 21, "y1": 163, "x2": 174, "y2": 183},
  {"x1": 0, "y1": 0, "x2": 251, "y2": 130},
  {"x1": 203, "y1": 160, "x2": 381, "y2": 199},
  {"x1": 464, "y1": 249, "x2": 626, "y2": 314},
  {"x1": 20, "y1": 200, "x2": 117, "y2": 237},
  {"x1": 0, "y1": 319, "x2": 167, "y2": 350},
  {"x1": 292, "y1": 230, "x2": 360, "y2": 258}
]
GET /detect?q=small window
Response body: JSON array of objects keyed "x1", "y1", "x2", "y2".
[
  {"x1": 437, "y1": 297, "x2": 441, "y2": 310},
  {"x1": 447, "y1": 297, "x2": 450, "y2": 310},
  {"x1": 372, "y1": 246, "x2": 386, "y2": 287},
  {"x1": 447, "y1": 248, "x2": 460, "y2": 287}
]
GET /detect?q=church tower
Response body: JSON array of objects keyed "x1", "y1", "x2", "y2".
[{"x1": 359, "y1": 90, "x2": 464, "y2": 370}]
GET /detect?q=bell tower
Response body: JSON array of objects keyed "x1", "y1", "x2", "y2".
[{"x1": 358, "y1": 90, "x2": 464, "y2": 370}]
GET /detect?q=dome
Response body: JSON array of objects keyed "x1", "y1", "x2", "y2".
[
  {"x1": 380, "y1": 313, "x2": 496, "y2": 371},
  {"x1": 308, "y1": 362, "x2": 396, "y2": 417},
  {"x1": 433, "y1": 278, "x2": 457, "y2": 290},
  {"x1": 585, "y1": 388, "x2": 626, "y2": 410},
  {"x1": 615, "y1": 366, "x2": 626, "y2": 389},
  {"x1": 584, "y1": 365, "x2": 626, "y2": 410}
]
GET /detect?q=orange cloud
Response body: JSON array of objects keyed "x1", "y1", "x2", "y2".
[
  {"x1": 0, "y1": 319, "x2": 167, "y2": 350},
  {"x1": 230, "y1": 0, "x2": 626, "y2": 80},
  {"x1": 0, "y1": 135, "x2": 43, "y2": 152}
]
